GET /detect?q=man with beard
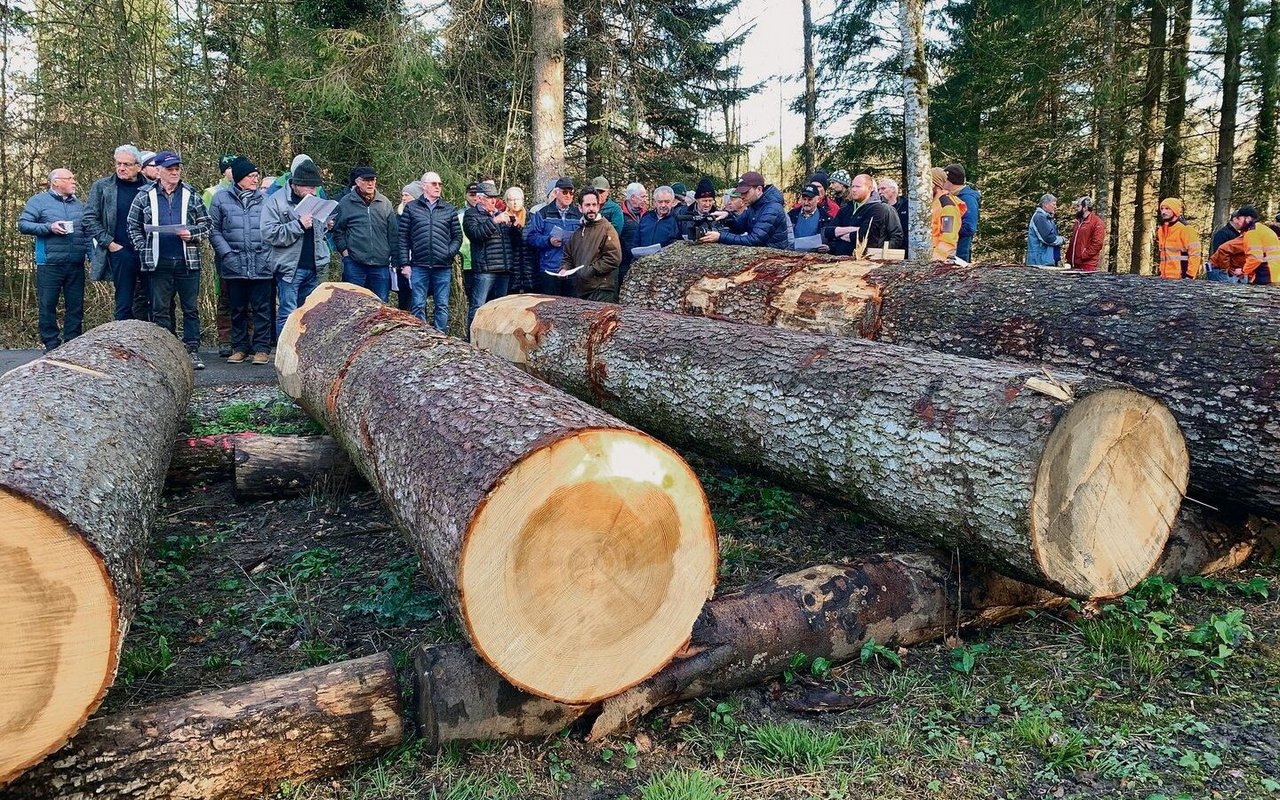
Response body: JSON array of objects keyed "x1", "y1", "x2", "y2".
[
  {"x1": 1155, "y1": 198, "x2": 1202, "y2": 279},
  {"x1": 825, "y1": 173, "x2": 903, "y2": 255},
  {"x1": 700, "y1": 171, "x2": 789, "y2": 250},
  {"x1": 558, "y1": 188, "x2": 622, "y2": 302}
]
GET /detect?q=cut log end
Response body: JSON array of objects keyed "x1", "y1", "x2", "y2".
[
  {"x1": 275, "y1": 282, "x2": 379, "y2": 399},
  {"x1": 459, "y1": 428, "x2": 717, "y2": 705},
  {"x1": 0, "y1": 490, "x2": 116, "y2": 783},
  {"x1": 471, "y1": 295, "x2": 554, "y2": 364},
  {"x1": 1031, "y1": 389, "x2": 1190, "y2": 598}
]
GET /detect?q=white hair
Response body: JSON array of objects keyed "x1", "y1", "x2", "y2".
[
  {"x1": 624, "y1": 182, "x2": 646, "y2": 200},
  {"x1": 505, "y1": 186, "x2": 524, "y2": 201},
  {"x1": 1040, "y1": 193, "x2": 1057, "y2": 207},
  {"x1": 421, "y1": 171, "x2": 441, "y2": 184},
  {"x1": 653, "y1": 185, "x2": 675, "y2": 201},
  {"x1": 878, "y1": 178, "x2": 899, "y2": 192},
  {"x1": 114, "y1": 145, "x2": 141, "y2": 164}
]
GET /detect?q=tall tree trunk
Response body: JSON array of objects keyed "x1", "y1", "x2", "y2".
[
  {"x1": 1252, "y1": 0, "x2": 1280, "y2": 216},
  {"x1": 1158, "y1": 0, "x2": 1192, "y2": 200},
  {"x1": 901, "y1": 0, "x2": 933, "y2": 261},
  {"x1": 583, "y1": 3, "x2": 607, "y2": 178},
  {"x1": 1094, "y1": 0, "x2": 1118, "y2": 273},
  {"x1": 1213, "y1": 0, "x2": 1244, "y2": 229},
  {"x1": 531, "y1": 0, "x2": 565, "y2": 194},
  {"x1": 1108, "y1": 143, "x2": 1125, "y2": 272},
  {"x1": 802, "y1": 0, "x2": 816, "y2": 178},
  {"x1": 1129, "y1": 0, "x2": 1167, "y2": 274}
]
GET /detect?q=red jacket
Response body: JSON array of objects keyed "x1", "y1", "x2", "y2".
[{"x1": 1065, "y1": 212, "x2": 1105, "y2": 271}]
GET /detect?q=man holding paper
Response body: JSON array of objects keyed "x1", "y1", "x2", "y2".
[
  {"x1": 262, "y1": 158, "x2": 332, "y2": 337},
  {"x1": 18, "y1": 167, "x2": 88, "y2": 353},
  {"x1": 525, "y1": 176, "x2": 582, "y2": 296},
  {"x1": 560, "y1": 188, "x2": 622, "y2": 303},
  {"x1": 126, "y1": 151, "x2": 212, "y2": 369}
]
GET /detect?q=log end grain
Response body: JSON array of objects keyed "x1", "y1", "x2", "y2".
[
  {"x1": 471, "y1": 295, "x2": 554, "y2": 365},
  {"x1": 459, "y1": 428, "x2": 718, "y2": 705},
  {"x1": 1030, "y1": 389, "x2": 1190, "y2": 598},
  {"x1": 0, "y1": 491, "x2": 116, "y2": 784},
  {"x1": 276, "y1": 282, "x2": 380, "y2": 399}
]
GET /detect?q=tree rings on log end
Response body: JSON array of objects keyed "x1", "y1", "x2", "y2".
[
  {"x1": 471, "y1": 295, "x2": 554, "y2": 365},
  {"x1": 0, "y1": 490, "x2": 116, "y2": 783},
  {"x1": 459, "y1": 429, "x2": 717, "y2": 705},
  {"x1": 275, "y1": 282, "x2": 379, "y2": 399},
  {"x1": 1030, "y1": 389, "x2": 1189, "y2": 598}
]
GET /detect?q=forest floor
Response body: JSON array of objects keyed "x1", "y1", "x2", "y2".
[{"x1": 108, "y1": 383, "x2": 1280, "y2": 800}]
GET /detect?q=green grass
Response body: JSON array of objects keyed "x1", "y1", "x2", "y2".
[
  {"x1": 188, "y1": 395, "x2": 324, "y2": 436},
  {"x1": 638, "y1": 768, "x2": 728, "y2": 800},
  {"x1": 745, "y1": 722, "x2": 846, "y2": 772}
]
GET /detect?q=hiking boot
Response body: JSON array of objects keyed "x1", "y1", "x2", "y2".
[
  {"x1": 218, "y1": 343, "x2": 232, "y2": 358},
  {"x1": 227, "y1": 351, "x2": 247, "y2": 364},
  {"x1": 251, "y1": 352, "x2": 271, "y2": 366},
  {"x1": 190, "y1": 351, "x2": 205, "y2": 370}
]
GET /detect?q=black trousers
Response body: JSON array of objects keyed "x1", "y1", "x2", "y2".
[{"x1": 225, "y1": 278, "x2": 273, "y2": 354}]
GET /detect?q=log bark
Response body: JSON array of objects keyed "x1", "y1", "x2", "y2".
[
  {"x1": 167, "y1": 432, "x2": 258, "y2": 487},
  {"x1": 233, "y1": 435, "x2": 365, "y2": 500},
  {"x1": 1, "y1": 654, "x2": 403, "y2": 800},
  {"x1": 618, "y1": 243, "x2": 1280, "y2": 517},
  {"x1": 276, "y1": 284, "x2": 717, "y2": 704},
  {"x1": 411, "y1": 511, "x2": 1275, "y2": 748},
  {"x1": 0, "y1": 321, "x2": 193, "y2": 785},
  {"x1": 474, "y1": 296, "x2": 1188, "y2": 599}
]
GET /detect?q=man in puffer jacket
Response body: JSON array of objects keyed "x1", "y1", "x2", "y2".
[
  {"x1": 701, "y1": 171, "x2": 790, "y2": 250},
  {"x1": 399, "y1": 170, "x2": 462, "y2": 330},
  {"x1": 19, "y1": 167, "x2": 88, "y2": 352},
  {"x1": 525, "y1": 176, "x2": 583, "y2": 296},
  {"x1": 463, "y1": 181, "x2": 514, "y2": 331},
  {"x1": 210, "y1": 157, "x2": 274, "y2": 364}
]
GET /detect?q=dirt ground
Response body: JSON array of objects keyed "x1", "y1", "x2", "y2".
[{"x1": 94, "y1": 384, "x2": 1280, "y2": 800}]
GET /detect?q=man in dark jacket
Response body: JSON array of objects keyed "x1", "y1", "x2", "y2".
[
  {"x1": 19, "y1": 168, "x2": 88, "y2": 352},
  {"x1": 878, "y1": 178, "x2": 909, "y2": 237},
  {"x1": 209, "y1": 157, "x2": 274, "y2": 364},
  {"x1": 463, "y1": 181, "x2": 515, "y2": 330},
  {"x1": 262, "y1": 159, "x2": 331, "y2": 338},
  {"x1": 1209, "y1": 206, "x2": 1256, "y2": 256},
  {"x1": 82, "y1": 145, "x2": 148, "y2": 321},
  {"x1": 399, "y1": 170, "x2": 462, "y2": 330},
  {"x1": 944, "y1": 164, "x2": 980, "y2": 260},
  {"x1": 634, "y1": 186, "x2": 682, "y2": 251},
  {"x1": 788, "y1": 184, "x2": 831, "y2": 243},
  {"x1": 618, "y1": 182, "x2": 648, "y2": 285},
  {"x1": 333, "y1": 165, "x2": 398, "y2": 302},
  {"x1": 702, "y1": 171, "x2": 790, "y2": 250},
  {"x1": 559, "y1": 189, "x2": 622, "y2": 302},
  {"x1": 678, "y1": 177, "x2": 720, "y2": 241},
  {"x1": 825, "y1": 173, "x2": 904, "y2": 255},
  {"x1": 525, "y1": 176, "x2": 582, "y2": 297}
]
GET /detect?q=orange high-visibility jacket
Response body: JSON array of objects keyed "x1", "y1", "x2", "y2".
[
  {"x1": 1242, "y1": 225, "x2": 1280, "y2": 281},
  {"x1": 931, "y1": 193, "x2": 965, "y2": 260},
  {"x1": 1156, "y1": 220, "x2": 1202, "y2": 279}
]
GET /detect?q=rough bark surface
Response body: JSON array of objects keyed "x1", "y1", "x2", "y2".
[
  {"x1": 233, "y1": 435, "x2": 364, "y2": 500},
  {"x1": 277, "y1": 284, "x2": 717, "y2": 704},
  {"x1": 619, "y1": 244, "x2": 1280, "y2": 517},
  {"x1": 167, "y1": 432, "x2": 258, "y2": 487},
  {"x1": 0, "y1": 320, "x2": 193, "y2": 785},
  {"x1": 1, "y1": 654, "x2": 403, "y2": 800},
  {"x1": 475, "y1": 296, "x2": 1188, "y2": 599}
]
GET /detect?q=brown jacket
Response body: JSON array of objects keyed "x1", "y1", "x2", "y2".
[
  {"x1": 1065, "y1": 211, "x2": 1105, "y2": 271},
  {"x1": 561, "y1": 215, "x2": 622, "y2": 298}
]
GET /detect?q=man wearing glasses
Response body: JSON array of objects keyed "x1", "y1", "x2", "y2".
[
  {"x1": 19, "y1": 168, "x2": 88, "y2": 353},
  {"x1": 82, "y1": 145, "x2": 149, "y2": 320},
  {"x1": 525, "y1": 176, "x2": 583, "y2": 296},
  {"x1": 399, "y1": 171, "x2": 462, "y2": 330}
]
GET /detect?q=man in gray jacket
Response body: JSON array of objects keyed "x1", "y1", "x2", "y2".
[
  {"x1": 19, "y1": 168, "x2": 88, "y2": 352},
  {"x1": 82, "y1": 145, "x2": 148, "y2": 321},
  {"x1": 262, "y1": 158, "x2": 330, "y2": 337},
  {"x1": 333, "y1": 165, "x2": 398, "y2": 302}
]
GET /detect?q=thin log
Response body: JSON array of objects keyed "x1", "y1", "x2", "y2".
[
  {"x1": 233, "y1": 435, "x2": 365, "y2": 501},
  {"x1": 167, "y1": 432, "x2": 258, "y2": 487},
  {"x1": 1, "y1": 654, "x2": 403, "y2": 800},
  {"x1": 618, "y1": 243, "x2": 1280, "y2": 518},
  {"x1": 276, "y1": 283, "x2": 717, "y2": 705},
  {"x1": 0, "y1": 321, "x2": 193, "y2": 785},
  {"x1": 473, "y1": 296, "x2": 1188, "y2": 599}
]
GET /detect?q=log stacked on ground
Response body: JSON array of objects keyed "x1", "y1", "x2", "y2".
[
  {"x1": 232, "y1": 435, "x2": 364, "y2": 500},
  {"x1": 619, "y1": 243, "x2": 1280, "y2": 517},
  {"x1": 1, "y1": 654, "x2": 403, "y2": 800},
  {"x1": 473, "y1": 296, "x2": 1188, "y2": 599},
  {"x1": 167, "y1": 432, "x2": 257, "y2": 487},
  {"x1": 0, "y1": 321, "x2": 193, "y2": 785},
  {"x1": 276, "y1": 283, "x2": 718, "y2": 704}
]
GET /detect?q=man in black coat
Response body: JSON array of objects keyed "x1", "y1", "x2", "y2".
[
  {"x1": 825, "y1": 174, "x2": 904, "y2": 256},
  {"x1": 399, "y1": 170, "x2": 462, "y2": 330}
]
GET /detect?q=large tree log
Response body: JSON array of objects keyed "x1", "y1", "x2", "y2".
[
  {"x1": 232, "y1": 435, "x2": 365, "y2": 500},
  {"x1": 412, "y1": 510, "x2": 1276, "y2": 748},
  {"x1": 473, "y1": 296, "x2": 1188, "y2": 599},
  {"x1": 619, "y1": 243, "x2": 1280, "y2": 517},
  {"x1": 276, "y1": 283, "x2": 717, "y2": 704},
  {"x1": 0, "y1": 321, "x2": 193, "y2": 785},
  {"x1": 1, "y1": 654, "x2": 403, "y2": 800}
]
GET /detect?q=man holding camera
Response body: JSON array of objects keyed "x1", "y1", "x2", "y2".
[{"x1": 19, "y1": 168, "x2": 88, "y2": 353}]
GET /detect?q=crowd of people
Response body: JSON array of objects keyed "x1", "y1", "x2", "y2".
[{"x1": 17, "y1": 146, "x2": 1273, "y2": 368}]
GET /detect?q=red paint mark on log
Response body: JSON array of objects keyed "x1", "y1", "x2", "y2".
[
  {"x1": 1004, "y1": 385, "x2": 1021, "y2": 402},
  {"x1": 801, "y1": 347, "x2": 828, "y2": 367},
  {"x1": 913, "y1": 396, "x2": 936, "y2": 425},
  {"x1": 584, "y1": 305, "x2": 622, "y2": 406}
]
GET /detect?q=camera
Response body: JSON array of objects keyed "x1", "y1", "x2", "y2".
[{"x1": 689, "y1": 213, "x2": 719, "y2": 240}]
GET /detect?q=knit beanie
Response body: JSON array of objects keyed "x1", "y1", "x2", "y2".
[
  {"x1": 230, "y1": 156, "x2": 258, "y2": 185},
  {"x1": 828, "y1": 169, "x2": 852, "y2": 188},
  {"x1": 1159, "y1": 197, "x2": 1184, "y2": 217},
  {"x1": 671, "y1": 182, "x2": 687, "y2": 198},
  {"x1": 694, "y1": 176, "x2": 716, "y2": 199},
  {"x1": 292, "y1": 159, "x2": 323, "y2": 187},
  {"x1": 403, "y1": 182, "x2": 424, "y2": 200},
  {"x1": 930, "y1": 167, "x2": 948, "y2": 189}
]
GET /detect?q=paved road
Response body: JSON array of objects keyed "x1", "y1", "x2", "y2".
[{"x1": 0, "y1": 348, "x2": 278, "y2": 387}]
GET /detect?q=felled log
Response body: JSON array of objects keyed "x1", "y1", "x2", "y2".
[
  {"x1": 0, "y1": 321, "x2": 193, "y2": 785},
  {"x1": 619, "y1": 243, "x2": 1280, "y2": 517},
  {"x1": 473, "y1": 296, "x2": 1188, "y2": 599},
  {"x1": 167, "y1": 432, "x2": 258, "y2": 487},
  {"x1": 276, "y1": 283, "x2": 717, "y2": 704},
  {"x1": 0, "y1": 654, "x2": 403, "y2": 800},
  {"x1": 233, "y1": 435, "x2": 364, "y2": 500}
]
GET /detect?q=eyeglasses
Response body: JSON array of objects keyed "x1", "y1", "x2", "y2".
[
  {"x1": 115, "y1": 161, "x2": 139, "y2": 167},
  {"x1": 425, "y1": 181, "x2": 442, "y2": 186}
]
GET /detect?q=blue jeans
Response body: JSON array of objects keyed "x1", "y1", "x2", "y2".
[
  {"x1": 109, "y1": 248, "x2": 142, "y2": 320},
  {"x1": 1206, "y1": 268, "x2": 1248, "y2": 284},
  {"x1": 276, "y1": 266, "x2": 321, "y2": 338},
  {"x1": 411, "y1": 266, "x2": 452, "y2": 331},
  {"x1": 467, "y1": 271, "x2": 510, "y2": 332},
  {"x1": 342, "y1": 256, "x2": 391, "y2": 302},
  {"x1": 36, "y1": 261, "x2": 85, "y2": 351},
  {"x1": 150, "y1": 259, "x2": 200, "y2": 351}
]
